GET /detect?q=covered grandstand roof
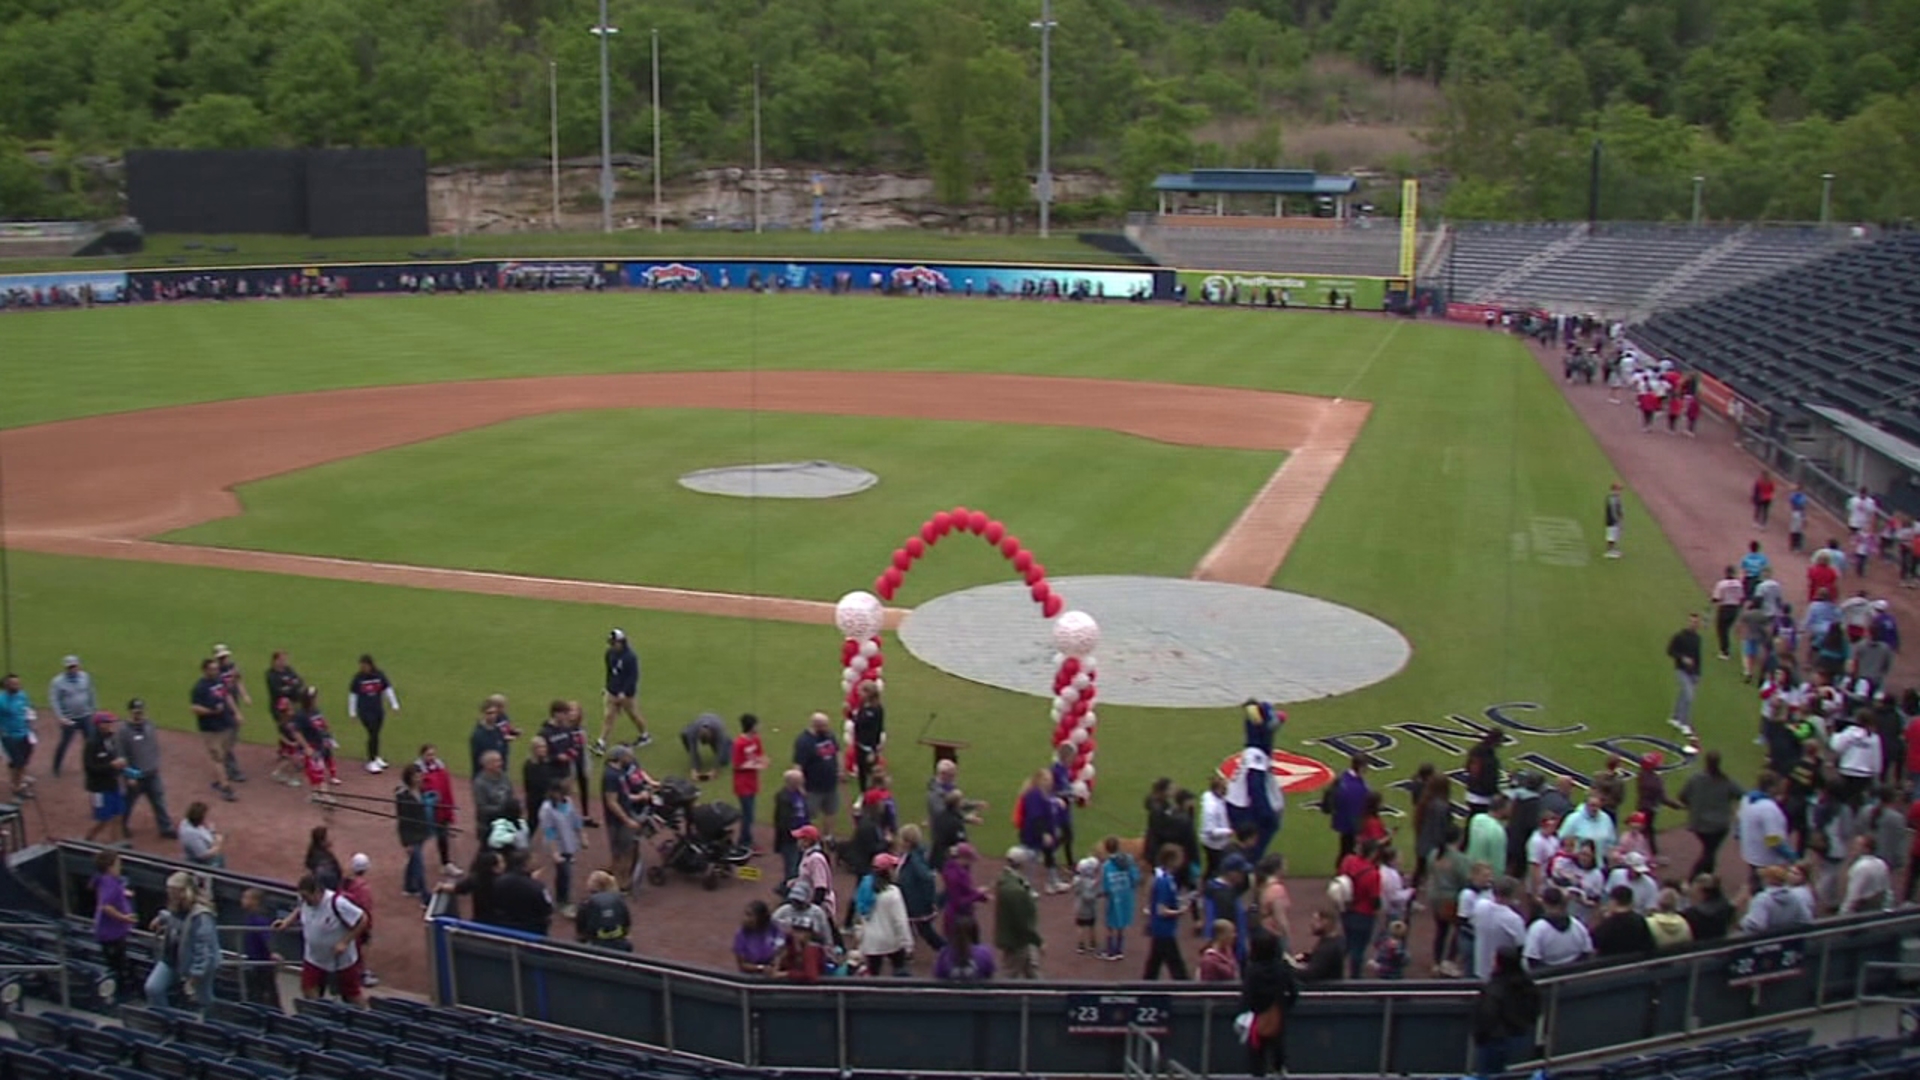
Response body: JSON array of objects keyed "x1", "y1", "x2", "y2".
[
  {"x1": 1152, "y1": 168, "x2": 1357, "y2": 196},
  {"x1": 1805, "y1": 405, "x2": 1920, "y2": 474}
]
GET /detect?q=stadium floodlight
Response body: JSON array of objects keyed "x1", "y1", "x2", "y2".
[
  {"x1": 1691, "y1": 175, "x2": 1703, "y2": 227},
  {"x1": 652, "y1": 29, "x2": 662, "y2": 233},
  {"x1": 589, "y1": 0, "x2": 619, "y2": 235},
  {"x1": 1031, "y1": 0, "x2": 1057, "y2": 239},
  {"x1": 1820, "y1": 172, "x2": 1835, "y2": 226}
]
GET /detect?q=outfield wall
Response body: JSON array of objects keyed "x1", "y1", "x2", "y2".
[{"x1": 4, "y1": 258, "x2": 1415, "y2": 312}]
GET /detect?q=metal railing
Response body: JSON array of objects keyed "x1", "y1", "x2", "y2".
[{"x1": 428, "y1": 907, "x2": 1920, "y2": 1076}]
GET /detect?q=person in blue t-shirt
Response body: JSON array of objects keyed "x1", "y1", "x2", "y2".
[
  {"x1": 0, "y1": 674, "x2": 34, "y2": 798},
  {"x1": 1143, "y1": 844, "x2": 1191, "y2": 980}
]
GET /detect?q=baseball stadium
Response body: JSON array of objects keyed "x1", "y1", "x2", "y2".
[{"x1": 3, "y1": 1, "x2": 1920, "y2": 1074}]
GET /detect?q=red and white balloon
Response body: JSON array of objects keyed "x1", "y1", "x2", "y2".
[
  {"x1": 1048, "y1": 610, "x2": 1102, "y2": 801},
  {"x1": 835, "y1": 510, "x2": 1099, "y2": 802}
]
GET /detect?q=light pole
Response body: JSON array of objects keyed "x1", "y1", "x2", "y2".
[
  {"x1": 1031, "y1": 0, "x2": 1056, "y2": 239},
  {"x1": 1691, "y1": 175, "x2": 1703, "y2": 227},
  {"x1": 752, "y1": 63, "x2": 762, "y2": 235},
  {"x1": 651, "y1": 28, "x2": 662, "y2": 233},
  {"x1": 590, "y1": 0, "x2": 618, "y2": 235},
  {"x1": 1820, "y1": 172, "x2": 1835, "y2": 226},
  {"x1": 549, "y1": 59, "x2": 560, "y2": 230}
]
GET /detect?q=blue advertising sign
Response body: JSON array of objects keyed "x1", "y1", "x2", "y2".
[
  {"x1": 621, "y1": 259, "x2": 1159, "y2": 301},
  {"x1": 0, "y1": 271, "x2": 129, "y2": 304}
]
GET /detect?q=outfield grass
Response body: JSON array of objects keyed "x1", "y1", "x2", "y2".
[
  {"x1": 166, "y1": 410, "x2": 1280, "y2": 601},
  {"x1": 0, "y1": 296, "x2": 1754, "y2": 861},
  {"x1": 1, "y1": 230, "x2": 1131, "y2": 274}
]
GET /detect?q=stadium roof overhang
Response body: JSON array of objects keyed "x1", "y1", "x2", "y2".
[
  {"x1": 1806, "y1": 404, "x2": 1920, "y2": 474},
  {"x1": 1152, "y1": 169, "x2": 1358, "y2": 196}
]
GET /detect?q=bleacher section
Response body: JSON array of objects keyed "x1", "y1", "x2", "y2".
[
  {"x1": 1442, "y1": 224, "x2": 1854, "y2": 317},
  {"x1": 1632, "y1": 232, "x2": 1920, "y2": 444},
  {"x1": 1130, "y1": 217, "x2": 1413, "y2": 276},
  {"x1": 0, "y1": 998, "x2": 1912, "y2": 1080}
]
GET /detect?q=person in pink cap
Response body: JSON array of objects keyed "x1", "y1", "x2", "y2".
[
  {"x1": 858, "y1": 852, "x2": 913, "y2": 976},
  {"x1": 793, "y1": 824, "x2": 835, "y2": 919}
]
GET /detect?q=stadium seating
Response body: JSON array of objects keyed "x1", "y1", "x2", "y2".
[
  {"x1": 1442, "y1": 224, "x2": 1853, "y2": 316},
  {"x1": 2, "y1": 997, "x2": 1914, "y2": 1080},
  {"x1": 1131, "y1": 218, "x2": 1416, "y2": 275},
  {"x1": 1631, "y1": 231, "x2": 1920, "y2": 444}
]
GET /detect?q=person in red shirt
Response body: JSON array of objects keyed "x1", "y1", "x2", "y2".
[
  {"x1": 416, "y1": 744, "x2": 457, "y2": 874},
  {"x1": 1752, "y1": 472, "x2": 1776, "y2": 527},
  {"x1": 1637, "y1": 389, "x2": 1660, "y2": 433},
  {"x1": 776, "y1": 921, "x2": 827, "y2": 982},
  {"x1": 1337, "y1": 840, "x2": 1382, "y2": 979},
  {"x1": 731, "y1": 714, "x2": 768, "y2": 853},
  {"x1": 1808, "y1": 561, "x2": 1839, "y2": 604},
  {"x1": 1666, "y1": 391, "x2": 1684, "y2": 434},
  {"x1": 1905, "y1": 797, "x2": 1920, "y2": 903}
]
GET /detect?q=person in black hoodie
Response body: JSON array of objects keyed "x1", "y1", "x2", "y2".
[
  {"x1": 1472, "y1": 945, "x2": 1540, "y2": 1078},
  {"x1": 491, "y1": 850, "x2": 554, "y2": 936},
  {"x1": 1240, "y1": 931, "x2": 1299, "y2": 1076}
]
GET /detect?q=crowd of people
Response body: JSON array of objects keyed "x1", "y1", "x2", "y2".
[{"x1": 3, "y1": 547, "x2": 1914, "y2": 1072}]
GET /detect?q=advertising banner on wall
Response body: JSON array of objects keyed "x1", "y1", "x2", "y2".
[
  {"x1": 1172, "y1": 270, "x2": 1387, "y2": 311},
  {"x1": 0, "y1": 270, "x2": 129, "y2": 304},
  {"x1": 620, "y1": 259, "x2": 1161, "y2": 300}
]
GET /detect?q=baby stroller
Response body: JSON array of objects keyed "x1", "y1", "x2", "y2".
[{"x1": 646, "y1": 777, "x2": 752, "y2": 889}]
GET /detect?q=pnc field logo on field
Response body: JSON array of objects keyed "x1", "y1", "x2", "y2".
[
  {"x1": 890, "y1": 265, "x2": 950, "y2": 290},
  {"x1": 643, "y1": 262, "x2": 704, "y2": 287},
  {"x1": 1218, "y1": 749, "x2": 1335, "y2": 794}
]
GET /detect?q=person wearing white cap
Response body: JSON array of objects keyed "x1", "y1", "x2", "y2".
[
  {"x1": 48, "y1": 655, "x2": 96, "y2": 779},
  {"x1": 341, "y1": 853, "x2": 380, "y2": 988},
  {"x1": 597, "y1": 629, "x2": 648, "y2": 754},
  {"x1": 1603, "y1": 851, "x2": 1659, "y2": 914}
]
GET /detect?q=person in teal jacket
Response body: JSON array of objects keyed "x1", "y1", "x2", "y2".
[
  {"x1": 0, "y1": 674, "x2": 35, "y2": 798},
  {"x1": 1100, "y1": 837, "x2": 1141, "y2": 961}
]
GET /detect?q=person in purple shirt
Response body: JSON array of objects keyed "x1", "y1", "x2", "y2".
[
  {"x1": 91, "y1": 850, "x2": 135, "y2": 999},
  {"x1": 1018, "y1": 769, "x2": 1066, "y2": 893},
  {"x1": 1325, "y1": 756, "x2": 1372, "y2": 867},
  {"x1": 1050, "y1": 744, "x2": 1078, "y2": 866},
  {"x1": 941, "y1": 843, "x2": 988, "y2": 939},
  {"x1": 733, "y1": 901, "x2": 782, "y2": 976},
  {"x1": 933, "y1": 915, "x2": 996, "y2": 981}
]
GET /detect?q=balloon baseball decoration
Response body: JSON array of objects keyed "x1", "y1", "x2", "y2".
[{"x1": 833, "y1": 507, "x2": 1104, "y2": 802}]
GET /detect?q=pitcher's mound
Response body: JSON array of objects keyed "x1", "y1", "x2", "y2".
[
  {"x1": 678, "y1": 460, "x2": 877, "y2": 499},
  {"x1": 898, "y1": 575, "x2": 1410, "y2": 708}
]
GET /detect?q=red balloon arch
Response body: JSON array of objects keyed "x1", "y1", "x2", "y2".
[{"x1": 833, "y1": 507, "x2": 1103, "y2": 802}]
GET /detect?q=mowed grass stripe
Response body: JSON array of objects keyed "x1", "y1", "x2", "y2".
[{"x1": 162, "y1": 410, "x2": 1283, "y2": 602}]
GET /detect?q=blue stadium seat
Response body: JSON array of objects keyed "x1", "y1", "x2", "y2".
[
  {"x1": 206, "y1": 1002, "x2": 280, "y2": 1031},
  {"x1": 445, "y1": 1055, "x2": 512, "y2": 1080},
  {"x1": 261, "y1": 1014, "x2": 320, "y2": 1042},
  {"x1": 73, "y1": 1025, "x2": 163, "y2": 1067},
  {"x1": 4, "y1": 1044, "x2": 91, "y2": 1080},
  {"x1": 302, "y1": 1050, "x2": 386, "y2": 1080},
  {"x1": 175, "y1": 1016, "x2": 247, "y2": 1054},
  {"x1": 293, "y1": 998, "x2": 362, "y2": 1027},
  {"x1": 368, "y1": 997, "x2": 430, "y2": 1023},
  {"x1": 233, "y1": 1033, "x2": 305, "y2": 1070},
  {"x1": 1754, "y1": 1055, "x2": 1809, "y2": 1080},
  {"x1": 322, "y1": 1028, "x2": 389, "y2": 1062},
  {"x1": 204, "y1": 1058, "x2": 296, "y2": 1080},
  {"x1": 383, "y1": 1042, "x2": 443, "y2": 1075},
  {"x1": 117, "y1": 1004, "x2": 186, "y2": 1039},
  {"x1": 139, "y1": 1040, "x2": 207, "y2": 1080}
]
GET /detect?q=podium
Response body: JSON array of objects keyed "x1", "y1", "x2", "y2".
[{"x1": 919, "y1": 738, "x2": 970, "y2": 769}]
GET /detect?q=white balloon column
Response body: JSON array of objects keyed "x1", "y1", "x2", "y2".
[
  {"x1": 1048, "y1": 609, "x2": 1102, "y2": 801},
  {"x1": 833, "y1": 508, "x2": 1102, "y2": 803}
]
